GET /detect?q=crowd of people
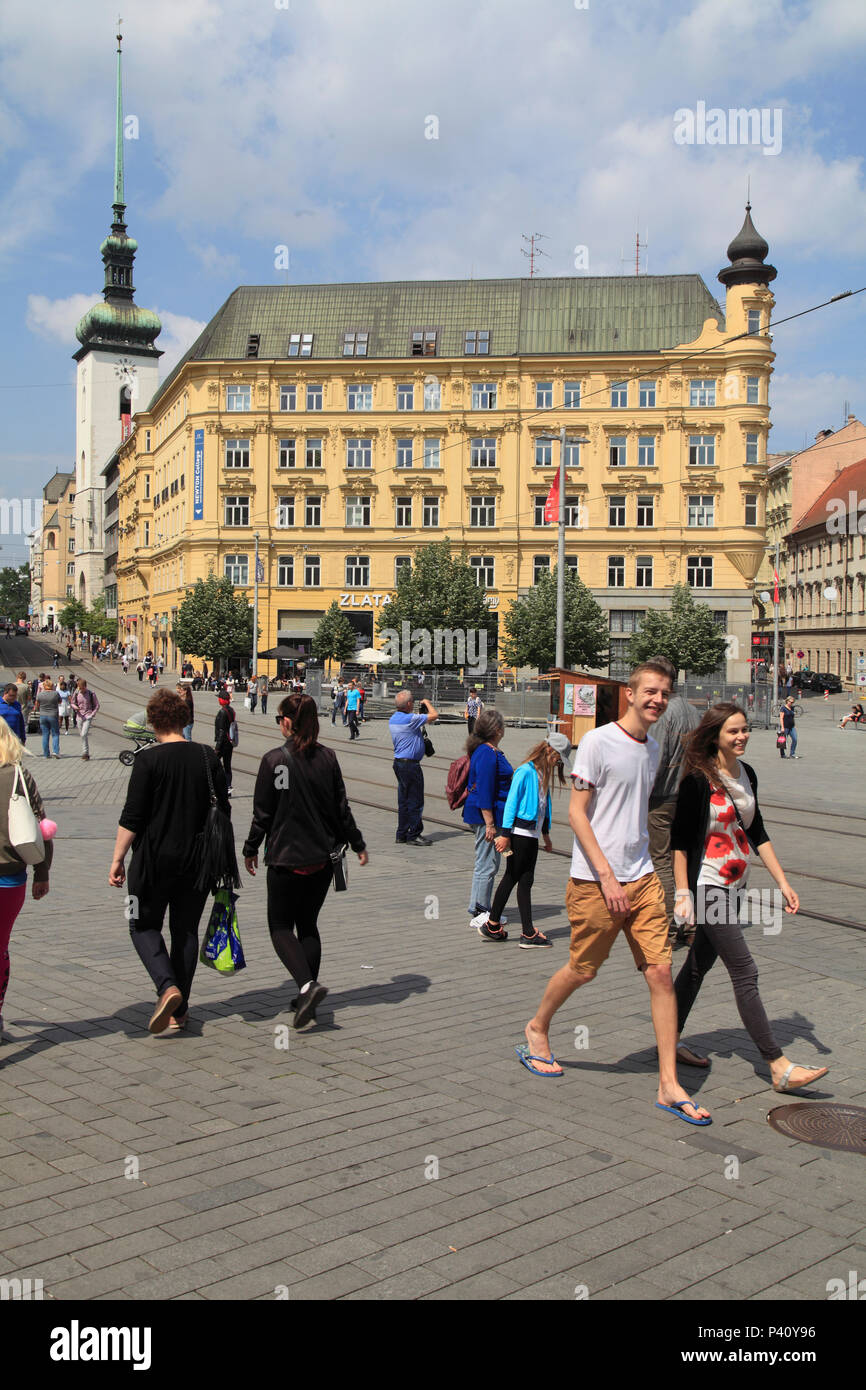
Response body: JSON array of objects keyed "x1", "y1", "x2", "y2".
[{"x1": 0, "y1": 670, "x2": 100, "y2": 761}]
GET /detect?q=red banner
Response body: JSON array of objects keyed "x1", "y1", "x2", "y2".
[{"x1": 544, "y1": 472, "x2": 567, "y2": 524}]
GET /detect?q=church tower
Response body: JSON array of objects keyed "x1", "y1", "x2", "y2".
[{"x1": 72, "y1": 28, "x2": 161, "y2": 610}]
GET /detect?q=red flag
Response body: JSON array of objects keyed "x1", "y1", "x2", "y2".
[
  {"x1": 773, "y1": 568, "x2": 780, "y2": 605},
  {"x1": 543, "y1": 472, "x2": 567, "y2": 524}
]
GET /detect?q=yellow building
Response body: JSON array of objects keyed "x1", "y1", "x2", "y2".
[
  {"x1": 117, "y1": 208, "x2": 776, "y2": 679},
  {"x1": 30, "y1": 471, "x2": 76, "y2": 631}
]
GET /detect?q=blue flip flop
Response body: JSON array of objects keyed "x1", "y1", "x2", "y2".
[
  {"x1": 655, "y1": 1099, "x2": 712, "y2": 1126},
  {"x1": 515, "y1": 1043, "x2": 564, "y2": 1077}
]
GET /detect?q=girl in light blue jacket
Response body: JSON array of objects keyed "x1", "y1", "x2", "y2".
[{"x1": 480, "y1": 731, "x2": 571, "y2": 947}]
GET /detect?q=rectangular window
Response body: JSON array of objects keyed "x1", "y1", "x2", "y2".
[
  {"x1": 67, "y1": 561, "x2": 75, "y2": 575},
  {"x1": 687, "y1": 494, "x2": 715, "y2": 527},
  {"x1": 470, "y1": 495, "x2": 496, "y2": 527},
  {"x1": 564, "y1": 495, "x2": 581, "y2": 527},
  {"x1": 277, "y1": 555, "x2": 294, "y2": 586},
  {"x1": 423, "y1": 438, "x2": 441, "y2": 469},
  {"x1": 609, "y1": 436, "x2": 627, "y2": 467},
  {"x1": 470, "y1": 437, "x2": 497, "y2": 467},
  {"x1": 224, "y1": 553, "x2": 248, "y2": 585},
  {"x1": 535, "y1": 381, "x2": 553, "y2": 408},
  {"x1": 346, "y1": 437, "x2": 372, "y2": 469},
  {"x1": 411, "y1": 329, "x2": 438, "y2": 357},
  {"x1": 289, "y1": 333, "x2": 313, "y2": 357},
  {"x1": 305, "y1": 496, "x2": 322, "y2": 527},
  {"x1": 347, "y1": 383, "x2": 373, "y2": 411},
  {"x1": 342, "y1": 331, "x2": 369, "y2": 357},
  {"x1": 533, "y1": 555, "x2": 551, "y2": 584},
  {"x1": 423, "y1": 379, "x2": 441, "y2": 410},
  {"x1": 564, "y1": 441, "x2": 581, "y2": 468},
  {"x1": 345, "y1": 555, "x2": 369, "y2": 587},
  {"x1": 464, "y1": 329, "x2": 490, "y2": 355},
  {"x1": 565, "y1": 555, "x2": 579, "y2": 577},
  {"x1": 396, "y1": 384, "x2": 414, "y2": 411},
  {"x1": 422, "y1": 495, "x2": 440, "y2": 528},
  {"x1": 305, "y1": 438, "x2": 322, "y2": 468},
  {"x1": 747, "y1": 309, "x2": 761, "y2": 335},
  {"x1": 279, "y1": 385, "x2": 297, "y2": 411},
  {"x1": 688, "y1": 435, "x2": 715, "y2": 467},
  {"x1": 276, "y1": 496, "x2": 295, "y2": 528},
  {"x1": 395, "y1": 496, "x2": 413, "y2": 528},
  {"x1": 225, "y1": 438, "x2": 250, "y2": 468},
  {"x1": 610, "y1": 381, "x2": 628, "y2": 408},
  {"x1": 68, "y1": 539, "x2": 75, "y2": 552},
  {"x1": 396, "y1": 437, "x2": 414, "y2": 469},
  {"x1": 224, "y1": 496, "x2": 249, "y2": 527},
  {"x1": 304, "y1": 554, "x2": 320, "y2": 586},
  {"x1": 535, "y1": 438, "x2": 553, "y2": 467},
  {"x1": 394, "y1": 555, "x2": 412, "y2": 583},
  {"x1": 610, "y1": 609, "x2": 644, "y2": 634},
  {"x1": 306, "y1": 384, "x2": 323, "y2": 411},
  {"x1": 345, "y1": 495, "x2": 371, "y2": 527},
  {"x1": 608, "y1": 555, "x2": 625, "y2": 587},
  {"x1": 745, "y1": 493, "x2": 758, "y2": 527},
  {"x1": 636, "y1": 555, "x2": 653, "y2": 588},
  {"x1": 66, "y1": 585, "x2": 73, "y2": 597},
  {"x1": 638, "y1": 436, "x2": 655, "y2": 468},
  {"x1": 687, "y1": 555, "x2": 713, "y2": 588},
  {"x1": 608, "y1": 495, "x2": 626, "y2": 527},
  {"x1": 689, "y1": 379, "x2": 716, "y2": 407},
  {"x1": 144, "y1": 475, "x2": 150, "y2": 499},
  {"x1": 639, "y1": 380, "x2": 656, "y2": 407},
  {"x1": 278, "y1": 438, "x2": 296, "y2": 469},
  {"x1": 144, "y1": 430, "x2": 151, "y2": 452},
  {"x1": 563, "y1": 381, "x2": 581, "y2": 408},
  {"x1": 225, "y1": 384, "x2": 251, "y2": 412},
  {"x1": 471, "y1": 382, "x2": 497, "y2": 410},
  {"x1": 636, "y1": 494, "x2": 655, "y2": 527},
  {"x1": 746, "y1": 431, "x2": 759, "y2": 464},
  {"x1": 470, "y1": 555, "x2": 495, "y2": 587},
  {"x1": 534, "y1": 496, "x2": 547, "y2": 527},
  {"x1": 746, "y1": 375, "x2": 759, "y2": 405}
]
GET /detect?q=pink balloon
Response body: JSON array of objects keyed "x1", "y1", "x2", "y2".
[{"x1": 39, "y1": 819, "x2": 57, "y2": 839}]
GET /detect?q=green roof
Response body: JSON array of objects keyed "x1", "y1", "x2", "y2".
[{"x1": 150, "y1": 274, "x2": 724, "y2": 412}]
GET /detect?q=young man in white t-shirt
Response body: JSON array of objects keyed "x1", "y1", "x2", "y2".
[{"x1": 518, "y1": 659, "x2": 711, "y2": 1125}]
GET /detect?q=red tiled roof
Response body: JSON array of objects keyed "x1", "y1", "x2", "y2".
[{"x1": 793, "y1": 456, "x2": 866, "y2": 534}]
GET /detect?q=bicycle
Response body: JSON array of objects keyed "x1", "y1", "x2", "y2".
[{"x1": 771, "y1": 700, "x2": 803, "y2": 717}]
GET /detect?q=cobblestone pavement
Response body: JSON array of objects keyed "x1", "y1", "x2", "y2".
[{"x1": 0, "y1": 639, "x2": 864, "y2": 1301}]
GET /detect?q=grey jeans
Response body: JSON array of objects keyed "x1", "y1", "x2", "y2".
[
  {"x1": 79, "y1": 717, "x2": 93, "y2": 755},
  {"x1": 468, "y1": 823, "x2": 500, "y2": 915}
]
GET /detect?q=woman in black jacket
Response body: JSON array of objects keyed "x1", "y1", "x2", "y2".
[
  {"x1": 243, "y1": 693, "x2": 368, "y2": 1028},
  {"x1": 671, "y1": 703, "x2": 828, "y2": 1093},
  {"x1": 214, "y1": 694, "x2": 235, "y2": 794},
  {"x1": 110, "y1": 690, "x2": 230, "y2": 1033}
]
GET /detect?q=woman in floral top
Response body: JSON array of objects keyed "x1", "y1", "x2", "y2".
[{"x1": 670, "y1": 703, "x2": 829, "y2": 1094}]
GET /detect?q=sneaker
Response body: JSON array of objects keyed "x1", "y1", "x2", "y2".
[
  {"x1": 470, "y1": 911, "x2": 508, "y2": 929},
  {"x1": 477, "y1": 921, "x2": 508, "y2": 942},
  {"x1": 519, "y1": 931, "x2": 553, "y2": 949},
  {"x1": 406, "y1": 835, "x2": 432, "y2": 846},
  {"x1": 293, "y1": 981, "x2": 328, "y2": 1029}
]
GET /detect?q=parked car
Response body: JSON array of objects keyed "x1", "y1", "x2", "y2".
[{"x1": 809, "y1": 671, "x2": 843, "y2": 693}]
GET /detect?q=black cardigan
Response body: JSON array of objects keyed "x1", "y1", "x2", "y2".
[
  {"x1": 242, "y1": 741, "x2": 365, "y2": 868},
  {"x1": 670, "y1": 762, "x2": 770, "y2": 897}
]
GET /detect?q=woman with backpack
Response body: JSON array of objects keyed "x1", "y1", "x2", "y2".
[
  {"x1": 214, "y1": 693, "x2": 237, "y2": 796},
  {"x1": 242, "y1": 694, "x2": 367, "y2": 1028},
  {"x1": 461, "y1": 710, "x2": 513, "y2": 929},
  {"x1": 0, "y1": 719, "x2": 52, "y2": 1043}
]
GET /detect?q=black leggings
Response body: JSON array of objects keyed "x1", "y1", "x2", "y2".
[
  {"x1": 217, "y1": 743, "x2": 233, "y2": 789},
  {"x1": 267, "y1": 864, "x2": 332, "y2": 989},
  {"x1": 489, "y1": 836, "x2": 538, "y2": 935},
  {"x1": 127, "y1": 866, "x2": 210, "y2": 1014}
]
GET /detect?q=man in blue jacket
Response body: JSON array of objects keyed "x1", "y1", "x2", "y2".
[{"x1": 0, "y1": 684, "x2": 26, "y2": 743}]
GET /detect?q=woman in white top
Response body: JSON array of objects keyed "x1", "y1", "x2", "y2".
[{"x1": 671, "y1": 703, "x2": 828, "y2": 1094}]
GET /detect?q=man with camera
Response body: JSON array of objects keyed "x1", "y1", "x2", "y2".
[{"x1": 389, "y1": 690, "x2": 439, "y2": 846}]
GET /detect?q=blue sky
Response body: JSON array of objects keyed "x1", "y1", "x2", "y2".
[{"x1": 2, "y1": 0, "x2": 865, "y2": 567}]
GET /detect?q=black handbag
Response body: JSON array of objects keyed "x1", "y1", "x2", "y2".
[
  {"x1": 194, "y1": 747, "x2": 240, "y2": 893},
  {"x1": 421, "y1": 726, "x2": 435, "y2": 758}
]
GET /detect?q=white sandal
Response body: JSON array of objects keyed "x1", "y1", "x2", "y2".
[{"x1": 773, "y1": 1062, "x2": 829, "y2": 1093}]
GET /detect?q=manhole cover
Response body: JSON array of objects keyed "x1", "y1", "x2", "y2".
[{"x1": 767, "y1": 1103, "x2": 866, "y2": 1153}]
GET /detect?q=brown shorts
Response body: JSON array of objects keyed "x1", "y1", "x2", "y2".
[{"x1": 566, "y1": 871, "x2": 672, "y2": 977}]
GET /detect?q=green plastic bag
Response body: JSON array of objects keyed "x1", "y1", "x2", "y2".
[{"x1": 200, "y1": 890, "x2": 246, "y2": 973}]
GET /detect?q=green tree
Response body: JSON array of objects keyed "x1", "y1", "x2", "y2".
[
  {"x1": 0, "y1": 564, "x2": 31, "y2": 621},
  {"x1": 172, "y1": 575, "x2": 256, "y2": 672},
  {"x1": 312, "y1": 601, "x2": 357, "y2": 672},
  {"x1": 627, "y1": 584, "x2": 727, "y2": 676},
  {"x1": 86, "y1": 595, "x2": 118, "y2": 642},
  {"x1": 376, "y1": 540, "x2": 497, "y2": 661},
  {"x1": 58, "y1": 598, "x2": 89, "y2": 632},
  {"x1": 501, "y1": 565, "x2": 609, "y2": 672}
]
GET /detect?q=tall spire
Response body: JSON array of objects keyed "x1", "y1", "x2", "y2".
[{"x1": 114, "y1": 25, "x2": 125, "y2": 217}]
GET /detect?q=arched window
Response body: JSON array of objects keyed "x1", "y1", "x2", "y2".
[{"x1": 47, "y1": 533, "x2": 56, "y2": 550}]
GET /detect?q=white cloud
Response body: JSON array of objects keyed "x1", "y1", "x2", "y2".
[
  {"x1": 770, "y1": 370, "x2": 864, "y2": 451},
  {"x1": 26, "y1": 293, "x2": 100, "y2": 344},
  {"x1": 153, "y1": 310, "x2": 207, "y2": 378}
]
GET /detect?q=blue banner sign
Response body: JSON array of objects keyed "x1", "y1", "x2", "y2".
[{"x1": 193, "y1": 429, "x2": 204, "y2": 520}]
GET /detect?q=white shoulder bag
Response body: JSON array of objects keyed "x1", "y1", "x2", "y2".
[{"x1": 8, "y1": 764, "x2": 45, "y2": 865}]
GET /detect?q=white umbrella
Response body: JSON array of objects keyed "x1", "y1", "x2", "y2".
[{"x1": 356, "y1": 648, "x2": 391, "y2": 664}]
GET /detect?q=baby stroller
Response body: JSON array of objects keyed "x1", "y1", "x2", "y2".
[{"x1": 118, "y1": 710, "x2": 156, "y2": 766}]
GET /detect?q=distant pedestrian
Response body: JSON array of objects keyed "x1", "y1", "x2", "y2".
[
  {"x1": 109, "y1": 689, "x2": 231, "y2": 1034},
  {"x1": 345, "y1": 680, "x2": 361, "y2": 740},
  {"x1": 65, "y1": 643, "x2": 73, "y2": 662},
  {"x1": 258, "y1": 673, "x2": 268, "y2": 716},
  {"x1": 148, "y1": 665, "x2": 158, "y2": 689},
  {"x1": 122, "y1": 654, "x2": 129, "y2": 674},
  {"x1": 330, "y1": 679, "x2": 343, "y2": 725},
  {"x1": 35, "y1": 678, "x2": 61, "y2": 759},
  {"x1": 247, "y1": 677, "x2": 258, "y2": 714},
  {"x1": 389, "y1": 690, "x2": 439, "y2": 846},
  {"x1": 779, "y1": 696, "x2": 798, "y2": 759},
  {"x1": 464, "y1": 688, "x2": 484, "y2": 736},
  {"x1": 71, "y1": 678, "x2": 99, "y2": 762},
  {"x1": 57, "y1": 679, "x2": 72, "y2": 734},
  {"x1": 0, "y1": 684, "x2": 27, "y2": 744},
  {"x1": 15, "y1": 673, "x2": 31, "y2": 723},
  {"x1": 335, "y1": 682, "x2": 347, "y2": 726},
  {"x1": 52, "y1": 652, "x2": 59, "y2": 669},
  {"x1": 136, "y1": 661, "x2": 145, "y2": 682},
  {"x1": 158, "y1": 656, "x2": 165, "y2": 676},
  {"x1": 358, "y1": 685, "x2": 367, "y2": 722},
  {"x1": 0, "y1": 720, "x2": 52, "y2": 1041},
  {"x1": 177, "y1": 682, "x2": 195, "y2": 742},
  {"x1": 214, "y1": 693, "x2": 236, "y2": 795},
  {"x1": 242, "y1": 693, "x2": 368, "y2": 1028}
]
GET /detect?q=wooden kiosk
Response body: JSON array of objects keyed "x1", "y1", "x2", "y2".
[{"x1": 545, "y1": 669, "x2": 628, "y2": 748}]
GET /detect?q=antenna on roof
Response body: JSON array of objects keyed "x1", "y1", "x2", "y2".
[
  {"x1": 620, "y1": 226, "x2": 648, "y2": 275},
  {"x1": 842, "y1": 398, "x2": 850, "y2": 425},
  {"x1": 521, "y1": 233, "x2": 549, "y2": 278}
]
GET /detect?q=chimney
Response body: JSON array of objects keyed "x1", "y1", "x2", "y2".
[
  {"x1": 814, "y1": 428, "x2": 833, "y2": 442},
  {"x1": 847, "y1": 413, "x2": 857, "y2": 426}
]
